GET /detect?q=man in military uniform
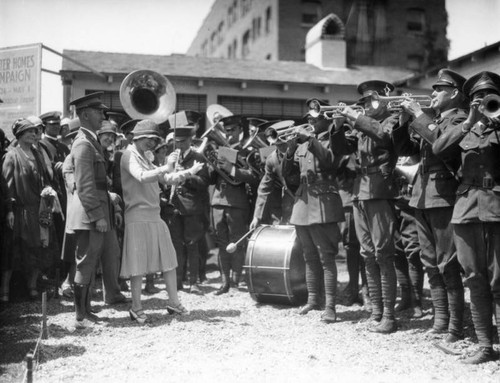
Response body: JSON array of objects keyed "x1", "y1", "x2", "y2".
[
  {"x1": 333, "y1": 80, "x2": 399, "y2": 333},
  {"x1": 249, "y1": 120, "x2": 299, "y2": 230},
  {"x1": 433, "y1": 71, "x2": 500, "y2": 364},
  {"x1": 67, "y1": 92, "x2": 125, "y2": 329},
  {"x1": 394, "y1": 69, "x2": 468, "y2": 344},
  {"x1": 282, "y1": 109, "x2": 345, "y2": 323},
  {"x1": 166, "y1": 111, "x2": 210, "y2": 294},
  {"x1": 209, "y1": 115, "x2": 259, "y2": 295}
]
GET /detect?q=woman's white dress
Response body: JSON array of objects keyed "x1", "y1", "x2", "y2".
[{"x1": 119, "y1": 145, "x2": 177, "y2": 278}]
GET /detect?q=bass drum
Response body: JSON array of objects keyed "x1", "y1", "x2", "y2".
[{"x1": 244, "y1": 225, "x2": 306, "y2": 306}]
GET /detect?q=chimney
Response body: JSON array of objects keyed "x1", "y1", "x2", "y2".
[{"x1": 305, "y1": 13, "x2": 346, "y2": 69}]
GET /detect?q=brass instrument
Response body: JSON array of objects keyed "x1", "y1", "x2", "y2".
[
  {"x1": 198, "y1": 123, "x2": 245, "y2": 186},
  {"x1": 369, "y1": 92, "x2": 432, "y2": 111},
  {"x1": 120, "y1": 69, "x2": 176, "y2": 124},
  {"x1": 267, "y1": 123, "x2": 314, "y2": 143},
  {"x1": 308, "y1": 99, "x2": 365, "y2": 119},
  {"x1": 478, "y1": 94, "x2": 500, "y2": 119}
]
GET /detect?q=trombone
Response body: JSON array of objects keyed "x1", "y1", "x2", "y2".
[
  {"x1": 308, "y1": 99, "x2": 365, "y2": 120},
  {"x1": 369, "y1": 92, "x2": 432, "y2": 112}
]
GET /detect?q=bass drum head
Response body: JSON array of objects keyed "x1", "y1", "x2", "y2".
[{"x1": 244, "y1": 225, "x2": 306, "y2": 306}]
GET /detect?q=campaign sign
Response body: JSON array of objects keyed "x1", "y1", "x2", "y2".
[{"x1": 0, "y1": 43, "x2": 42, "y2": 140}]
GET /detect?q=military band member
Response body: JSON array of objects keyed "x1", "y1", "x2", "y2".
[
  {"x1": 249, "y1": 120, "x2": 299, "y2": 230},
  {"x1": 282, "y1": 112, "x2": 344, "y2": 323},
  {"x1": 209, "y1": 115, "x2": 259, "y2": 295},
  {"x1": 433, "y1": 71, "x2": 500, "y2": 364},
  {"x1": 166, "y1": 112, "x2": 210, "y2": 294},
  {"x1": 334, "y1": 80, "x2": 399, "y2": 333},
  {"x1": 395, "y1": 69, "x2": 467, "y2": 343}
]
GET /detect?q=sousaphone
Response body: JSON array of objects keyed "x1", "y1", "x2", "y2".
[{"x1": 120, "y1": 69, "x2": 176, "y2": 124}]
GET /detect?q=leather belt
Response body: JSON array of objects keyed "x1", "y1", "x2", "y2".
[
  {"x1": 300, "y1": 172, "x2": 335, "y2": 184},
  {"x1": 421, "y1": 164, "x2": 448, "y2": 174},
  {"x1": 462, "y1": 177, "x2": 495, "y2": 189},
  {"x1": 357, "y1": 166, "x2": 381, "y2": 176}
]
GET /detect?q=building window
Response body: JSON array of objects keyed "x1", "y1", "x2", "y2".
[
  {"x1": 233, "y1": 0, "x2": 238, "y2": 24},
  {"x1": 242, "y1": 30, "x2": 251, "y2": 58},
  {"x1": 407, "y1": 8, "x2": 425, "y2": 33},
  {"x1": 301, "y1": 0, "x2": 321, "y2": 26},
  {"x1": 233, "y1": 39, "x2": 238, "y2": 58},
  {"x1": 265, "y1": 6, "x2": 272, "y2": 34},
  {"x1": 228, "y1": 5, "x2": 233, "y2": 27},
  {"x1": 266, "y1": 54, "x2": 272, "y2": 60},
  {"x1": 218, "y1": 22, "x2": 224, "y2": 44},
  {"x1": 210, "y1": 32, "x2": 217, "y2": 52},
  {"x1": 407, "y1": 54, "x2": 423, "y2": 71},
  {"x1": 201, "y1": 41, "x2": 208, "y2": 57},
  {"x1": 252, "y1": 17, "x2": 262, "y2": 40},
  {"x1": 242, "y1": 0, "x2": 251, "y2": 17}
]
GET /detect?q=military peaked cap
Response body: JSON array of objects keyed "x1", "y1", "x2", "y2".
[
  {"x1": 69, "y1": 92, "x2": 108, "y2": 111},
  {"x1": 432, "y1": 69, "x2": 466, "y2": 91},
  {"x1": 463, "y1": 71, "x2": 500, "y2": 97}
]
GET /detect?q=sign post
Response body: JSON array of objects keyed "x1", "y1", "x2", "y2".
[{"x1": 0, "y1": 43, "x2": 42, "y2": 140}]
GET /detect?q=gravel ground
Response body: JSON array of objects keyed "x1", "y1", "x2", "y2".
[{"x1": 1, "y1": 255, "x2": 499, "y2": 383}]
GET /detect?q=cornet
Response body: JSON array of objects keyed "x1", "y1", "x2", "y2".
[
  {"x1": 478, "y1": 94, "x2": 500, "y2": 119},
  {"x1": 369, "y1": 92, "x2": 432, "y2": 111},
  {"x1": 308, "y1": 99, "x2": 365, "y2": 119},
  {"x1": 267, "y1": 123, "x2": 314, "y2": 143}
]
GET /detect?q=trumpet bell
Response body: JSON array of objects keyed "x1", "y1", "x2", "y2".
[
  {"x1": 120, "y1": 70, "x2": 176, "y2": 124},
  {"x1": 479, "y1": 94, "x2": 500, "y2": 119}
]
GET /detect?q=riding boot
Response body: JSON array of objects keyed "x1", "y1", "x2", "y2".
[
  {"x1": 394, "y1": 252, "x2": 411, "y2": 312},
  {"x1": 344, "y1": 245, "x2": 360, "y2": 305},
  {"x1": 74, "y1": 283, "x2": 87, "y2": 322},
  {"x1": 409, "y1": 262, "x2": 424, "y2": 318},
  {"x1": 364, "y1": 256, "x2": 382, "y2": 321}
]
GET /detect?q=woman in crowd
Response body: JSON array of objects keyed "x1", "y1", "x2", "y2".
[
  {"x1": 1, "y1": 119, "x2": 50, "y2": 302},
  {"x1": 119, "y1": 119, "x2": 203, "y2": 324}
]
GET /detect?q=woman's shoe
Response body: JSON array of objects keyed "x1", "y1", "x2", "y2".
[
  {"x1": 129, "y1": 308, "x2": 148, "y2": 324},
  {"x1": 166, "y1": 301, "x2": 189, "y2": 315}
]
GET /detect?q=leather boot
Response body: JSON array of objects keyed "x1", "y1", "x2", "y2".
[
  {"x1": 74, "y1": 283, "x2": 86, "y2": 322},
  {"x1": 215, "y1": 272, "x2": 230, "y2": 296},
  {"x1": 461, "y1": 347, "x2": 499, "y2": 364},
  {"x1": 369, "y1": 315, "x2": 398, "y2": 334},
  {"x1": 85, "y1": 284, "x2": 101, "y2": 322},
  {"x1": 395, "y1": 286, "x2": 412, "y2": 312}
]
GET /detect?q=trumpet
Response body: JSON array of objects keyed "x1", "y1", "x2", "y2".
[
  {"x1": 308, "y1": 99, "x2": 365, "y2": 119},
  {"x1": 369, "y1": 92, "x2": 432, "y2": 111},
  {"x1": 267, "y1": 123, "x2": 314, "y2": 143},
  {"x1": 478, "y1": 94, "x2": 500, "y2": 119}
]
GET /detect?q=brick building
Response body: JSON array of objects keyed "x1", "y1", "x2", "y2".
[{"x1": 187, "y1": 0, "x2": 448, "y2": 71}]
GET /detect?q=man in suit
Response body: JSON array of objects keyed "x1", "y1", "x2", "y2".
[
  {"x1": 394, "y1": 69, "x2": 468, "y2": 344},
  {"x1": 67, "y1": 92, "x2": 125, "y2": 329},
  {"x1": 433, "y1": 71, "x2": 500, "y2": 364},
  {"x1": 333, "y1": 80, "x2": 399, "y2": 333},
  {"x1": 165, "y1": 111, "x2": 210, "y2": 294}
]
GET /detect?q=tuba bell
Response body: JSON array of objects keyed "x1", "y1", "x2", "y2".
[{"x1": 120, "y1": 69, "x2": 176, "y2": 124}]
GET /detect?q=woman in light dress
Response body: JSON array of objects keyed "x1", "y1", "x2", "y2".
[{"x1": 120, "y1": 119, "x2": 203, "y2": 324}]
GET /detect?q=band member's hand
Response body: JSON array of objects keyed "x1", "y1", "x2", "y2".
[
  {"x1": 189, "y1": 160, "x2": 204, "y2": 175},
  {"x1": 400, "y1": 99, "x2": 423, "y2": 119},
  {"x1": 462, "y1": 99, "x2": 482, "y2": 132},
  {"x1": 295, "y1": 126, "x2": 313, "y2": 143},
  {"x1": 249, "y1": 217, "x2": 260, "y2": 231},
  {"x1": 114, "y1": 213, "x2": 123, "y2": 228},
  {"x1": 6, "y1": 212, "x2": 14, "y2": 229},
  {"x1": 95, "y1": 218, "x2": 108, "y2": 232},
  {"x1": 341, "y1": 106, "x2": 362, "y2": 122}
]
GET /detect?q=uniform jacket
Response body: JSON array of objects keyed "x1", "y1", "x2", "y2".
[
  {"x1": 336, "y1": 154, "x2": 358, "y2": 208},
  {"x1": 330, "y1": 114, "x2": 398, "y2": 200},
  {"x1": 282, "y1": 131, "x2": 344, "y2": 226},
  {"x1": 171, "y1": 149, "x2": 210, "y2": 216},
  {"x1": 209, "y1": 145, "x2": 259, "y2": 210},
  {"x1": 433, "y1": 119, "x2": 500, "y2": 223},
  {"x1": 253, "y1": 149, "x2": 295, "y2": 223},
  {"x1": 392, "y1": 108, "x2": 466, "y2": 209},
  {"x1": 66, "y1": 129, "x2": 112, "y2": 231}
]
